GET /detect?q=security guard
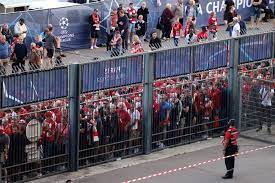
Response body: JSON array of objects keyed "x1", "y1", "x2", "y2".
[{"x1": 222, "y1": 119, "x2": 239, "y2": 179}]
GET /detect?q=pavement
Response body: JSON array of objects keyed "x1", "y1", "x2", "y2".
[{"x1": 30, "y1": 137, "x2": 275, "y2": 183}]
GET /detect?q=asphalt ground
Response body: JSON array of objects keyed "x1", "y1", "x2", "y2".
[
  {"x1": 31, "y1": 138, "x2": 275, "y2": 183},
  {"x1": 76, "y1": 140, "x2": 275, "y2": 183}
]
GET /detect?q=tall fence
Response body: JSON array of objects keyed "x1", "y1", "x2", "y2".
[
  {"x1": 0, "y1": 31, "x2": 274, "y2": 182},
  {"x1": 239, "y1": 62, "x2": 275, "y2": 143}
]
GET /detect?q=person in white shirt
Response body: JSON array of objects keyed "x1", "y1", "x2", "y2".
[
  {"x1": 257, "y1": 84, "x2": 274, "y2": 134},
  {"x1": 128, "y1": 104, "x2": 141, "y2": 153},
  {"x1": 14, "y1": 18, "x2": 28, "y2": 41},
  {"x1": 231, "y1": 17, "x2": 240, "y2": 38}
]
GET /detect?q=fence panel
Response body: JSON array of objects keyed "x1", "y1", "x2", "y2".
[
  {"x1": 152, "y1": 69, "x2": 229, "y2": 151},
  {"x1": 193, "y1": 41, "x2": 229, "y2": 72},
  {"x1": 154, "y1": 47, "x2": 191, "y2": 79},
  {"x1": 1, "y1": 67, "x2": 68, "y2": 108},
  {"x1": 240, "y1": 73, "x2": 275, "y2": 143},
  {"x1": 239, "y1": 33, "x2": 273, "y2": 64},
  {"x1": 79, "y1": 85, "x2": 143, "y2": 168},
  {"x1": 82, "y1": 56, "x2": 143, "y2": 93},
  {"x1": 0, "y1": 99, "x2": 69, "y2": 182}
]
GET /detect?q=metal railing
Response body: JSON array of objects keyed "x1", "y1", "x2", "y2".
[{"x1": 0, "y1": 30, "x2": 274, "y2": 182}]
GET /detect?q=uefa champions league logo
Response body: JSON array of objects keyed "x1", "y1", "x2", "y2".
[{"x1": 59, "y1": 17, "x2": 69, "y2": 30}]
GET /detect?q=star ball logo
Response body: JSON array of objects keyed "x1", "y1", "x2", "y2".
[
  {"x1": 59, "y1": 17, "x2": 69, "y2": 30},
  {"x1": 58, "y1": 17, "x2": 75, "y2": 43}
]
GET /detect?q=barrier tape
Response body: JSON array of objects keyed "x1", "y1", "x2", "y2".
[{"x1": 122, "y1": 145, "x2": 275, "y2": 183}]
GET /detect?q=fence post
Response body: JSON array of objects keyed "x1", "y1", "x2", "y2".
[
  {"x1": 68, "y1": 64, "x2": 80, "y2": 171},
  {"x1": 272, "y1": 32, "x2": 275, "y2": 58},
  {"x1": 142, "y1": 53, "x2": 154, "y2": 154},
  {"x1": 229, "y1": 38, "x2": 241, "y2": 129}
]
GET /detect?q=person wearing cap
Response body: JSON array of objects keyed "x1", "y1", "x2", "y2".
[
  {"x1": 222, "y1": 119, "x2": 239, "y2": 179},
  {"x1": 90, "y1": 9, "x2": 101, "y2": 50}
]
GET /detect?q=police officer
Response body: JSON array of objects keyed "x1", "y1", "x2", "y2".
[{"x1": 222, "y1": 119, "x2": 239, "y2": 179}]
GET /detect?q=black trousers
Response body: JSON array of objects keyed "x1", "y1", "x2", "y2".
[
  {"x1": 224, "y1": 145, "x2": 238, "y2": 176},
  {"x1": 259, "y1": 105, "x2": 272, "y2": 129}
]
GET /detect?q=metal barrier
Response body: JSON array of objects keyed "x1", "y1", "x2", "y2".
[
  {"x1": 240, "y1": 68, "x2": 275, "y2": 144},
  {"x1": 0, "y1": 66, "x2": 68, "y2": 109},
  {"x1": 0, "y1": 99, "x2": 69, "y2": 182},
  {"x1": 79, "y1": 86, "x2": 143, "y2": 168},
  {"x1": 0, "y1": 31, "x2": 274, "y2": 182},
  {"x1": 152, "y1": 69, "x2": 229, "y2": 151}
]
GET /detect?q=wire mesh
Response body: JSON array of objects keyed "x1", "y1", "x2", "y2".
[
  {"x1": 152, "y1": 69, "x2": 229, "y2": 151},
  {"x1": 79, "y1": 85, "x2": 143, "y2": 168},
  {"x1": 0, "y1": 98, "x2": 69, "y2": 182}
]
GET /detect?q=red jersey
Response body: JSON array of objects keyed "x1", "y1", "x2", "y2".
[
  {"x1": 208, "y1": 17, "x2": 218, "y2": 32},
  {"x1": 41, "y1": 119, "x2": 56, "y2": 142},
  {"x1": 111, "y1": 14, "x2": 118, "y2": 29},
  {"x1": 127, "y1": 7, "x2": 137, "y2": 24},
  {"x1": 184, "y1": 21, "x2": 192, "y2": 37},
  {"x1": 172, "y1": 22, "x2": 182, "y2": 38},
  {"x1": 197, "y1": 31, "x2": 208, "y2": 41},
  {"x1": 211, "y1": 88, "x2": 221, "y2": 110},
  {"x1": 117, "y1": 109, "x2": 131, "y2": 131},
  {"x1": 225, "y1": 127, "x2": 238, "y2": 146}
]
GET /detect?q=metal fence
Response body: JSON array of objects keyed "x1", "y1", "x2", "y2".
[
  {"x1": 79, "y1": 86, "x2": 143, "y2": 168},
  {"x1": 0, "y1": 99, "x2": 69, "y2": 182},
  {"x1": 239, "y1": 63, "x2": 275, "y2": 143},
  {"x1": 152, "y1": 69, "x2": 229, "y2": 151},
  {"x1": 0, "y1": 31, "x2": 274, "y2": 182}
]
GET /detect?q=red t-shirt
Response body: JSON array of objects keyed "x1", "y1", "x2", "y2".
[
  {"x1": 41, "y1": 119, "x2": 56, "y2": 142},
  {"x1": 208, "y1": 17, "x2": 218, "y2": 32},
  {"x1": 172, "y1": 22, "x2": 182, "y2": 38},
  {"x1": 212, "y1": 88, "x2": 221, "y2": 110},
  {"x1": 225, "y1": 127, "x2": 238, "y2": 146},
  {"x1": 117, "y1": 109, "x2": 131, "y2": 131},
  {"x1": 127, "y1": 7, "x2": 137, "y2": 24}
]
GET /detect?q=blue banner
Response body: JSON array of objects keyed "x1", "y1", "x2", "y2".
[
  {"x1": 154, "y1": 47, "x2": 191, "y2": 79},
  {"x1": 82, "y1": 56, "x2": 143, "y2": 92},
  {"x1": 1, "y1": 68, "x2": 68, "y2": 108},
  {"x1": 239, "y1": 33, "x2": 273, "y2": 63},
  {"x1": 193, "y1": 41, "x2": 229, "y2": 72}
]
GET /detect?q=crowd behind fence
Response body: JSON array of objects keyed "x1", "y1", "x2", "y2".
[{"x1": 0, "y1": 31, "x2": 274, "y2": 182}]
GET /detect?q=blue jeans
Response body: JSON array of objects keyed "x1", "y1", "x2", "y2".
[{"x1": 174, "y1": 38, "x2": 179, "y2": 46}]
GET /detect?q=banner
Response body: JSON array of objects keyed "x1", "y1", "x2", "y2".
[
  {"x1": 154, "y1": 47, "x2": 191, "y2": 79},
  {"x1": 1, "y1": 67, "x2": 68, "y2": 108},
  {"x1": 193, "y1": 41, "x2": 229, "y2": 72},
  {"x1": 82, "y1": 56, "x2": 143, "y2": 92},
  {"x1": 239, "y1": 33, "x2": 273, "y2": 63}
]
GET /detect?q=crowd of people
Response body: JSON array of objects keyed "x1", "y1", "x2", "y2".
[
  {"x1": 0, "y1": 19, "x2": 65, "y2": 74},
  {"x1": 1, "y1": 0, "x2": 274, "y2": 72},
  {"x1": 240, "y1": 60, "x2": 274, "y2": 133},
  {"x1": 0, "y1": 60, "x2": 274, "y2": 181}
]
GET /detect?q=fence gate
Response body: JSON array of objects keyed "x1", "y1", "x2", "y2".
[{"x1": 240, "y1": 75, "x2": 275, "y2": 144}]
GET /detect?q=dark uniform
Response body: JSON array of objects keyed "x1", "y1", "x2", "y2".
[{"x1": 222, "y1": 120, "x2": 239, "y2": 179}]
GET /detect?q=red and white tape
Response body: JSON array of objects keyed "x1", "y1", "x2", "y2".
[{"x1": 122, "y1": 145, "x2": 275, "y2": 183}]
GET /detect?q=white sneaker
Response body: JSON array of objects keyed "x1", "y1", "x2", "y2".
[
  {"x1": 90, "y1": 46, "x2": 94, "y2": 49},
  {"x1": 94, "y1": 46, "x2": 99, "y2": 49}
]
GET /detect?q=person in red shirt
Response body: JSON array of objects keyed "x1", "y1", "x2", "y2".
[
  {"x1": 208, "y1": 11, "x2": 218, "y2": 40},
  {"x1": 40, "y1": 111, "x2": 57, "y2": 169},
  {"x1": 197, "y1": 26, "x2": 208, "y2": 42},
  {"x1": 171, "y1": 18, "x2": 182, "y2": 46},
  {"x1": 127, "y1": 2, "x2": 137, "y2": 43},
  {"x1": 222, "y1": 119, "x2": 239, "y2": 179}
]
